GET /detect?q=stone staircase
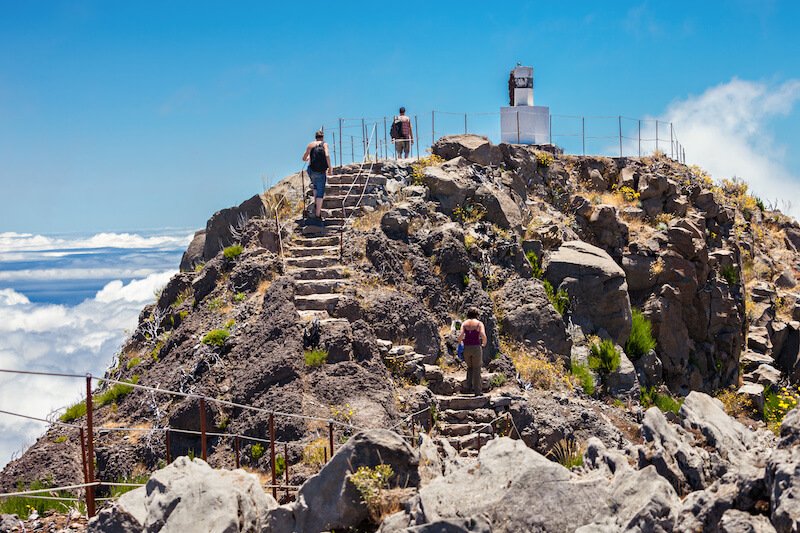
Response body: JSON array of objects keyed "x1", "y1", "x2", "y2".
[{"x1": 285, "y1": 165, "x2": 383, "y2": 318}]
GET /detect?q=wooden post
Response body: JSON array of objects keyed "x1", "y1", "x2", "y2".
[
  {"x1": 199, "y1": 398, "x2": 207, "y2": 461},
  {"x1": 269, "y1": 414, "x2": 277, "y2": 499},
  {"x1": 323, "y1": 447, "x2": 328, "y2": 463},
  {"x1": 165, "y1": 430, "x2": 171, "y2": 463},
  {"x1": 234, "y1": 436, "x2": 240, "y2": 468},
  {"x1": 85, "y1": 375, "x2": 96, "y2": 518}
]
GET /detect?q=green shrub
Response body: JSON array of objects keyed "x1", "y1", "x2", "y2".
[
  {"x1": 202, "y1": 329, "x2": 230, "y2": 347},
  {"x1": 94, "y1": 376, "x2": 139, "y2": 408},
  {"x1": 720, "y1": 264, "x2": 740, "y2": 286},
  {"x1": 546, "y1": 437, "x2": 584, "y2": 468},
  {"x1": 588, "y1": 340, "x2": 620, "y2": 374},
  {"x1": 206, "y1": 297, "x2": 224, "y2": 311},
  {"x1": 250, "y1": 443, "x2": 264, "y2": 461},
  {"x1": 234, "y1": 292, "x2": 246, "y2": 303},
  {"x1": 53, "y1": 435, "x2": 68, "y2": 444},
  {"x1": 304, "y1": 348, "x2": 328, "y2": 368},
  {"x1": 126, "y1": 357, "x2": 142, "y2": 370},
  {"x1": 525, "y1": 250, "x2": 544, "y2": 279},
  {"x1": 489, "y1": 374, "x2": 507, "y2": 388},
  {"x1": 570, "y1": 362, "x2": 595, "y2": 396},
  {"x1": 625, "y1": 309, "x2": 656, "y2": 359},
  {"x1": 543, "y1": 279, "x2": 569, "y2": 316},
  {"x1": 275, "y1": 454, "x2": 286, "y2": 477},
  {"x1": 60, "y1": 401, "x2": 87, "y2": 422},
  {"x1": 764, "y1": 386, "x2": 800, "y2": 434},
  {"x1": 0, "y1": 480, "x2": 83, "y2": 517},
  {"x1": 640, "y1": 387, "x2": 683, "y2": 414},
  {"x1": 348, "y1": 464, "x2": 395, "y2": 524},
  {"x1": 223, "y1": 244, "x2": 244, "y2": 260}
]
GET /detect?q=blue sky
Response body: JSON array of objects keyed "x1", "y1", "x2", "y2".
[{"x1": 1, "y1": 0, "x2": 799, "y2": 233}]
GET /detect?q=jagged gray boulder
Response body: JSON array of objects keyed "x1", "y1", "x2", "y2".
[
  {"x1": 719, "y1": 510, "x2": 777, "y2": 533},
  {"x1": 545, "y1": 241, "x2": 633, "y2": 345},
  {"x1": 88, "y1": 457, "x2": 278, "y2": 532},
  {"x1": 767, "y1": 407, "x2": 800, "y2": 532},
  {"x1": 432, "y1": 134, "x2": 503, "y2": 167},
  {"x1": 267, "y1": 430, "x2": 419, "y2": 533}
]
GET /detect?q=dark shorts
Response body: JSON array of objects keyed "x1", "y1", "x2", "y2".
[{"x1": 308, "y1": 169, "x2": 326, "y2": 199}]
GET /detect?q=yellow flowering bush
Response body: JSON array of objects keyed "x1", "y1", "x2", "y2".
[{"x1": 764, "y1": 386, "x2": 800, "y2": 434}]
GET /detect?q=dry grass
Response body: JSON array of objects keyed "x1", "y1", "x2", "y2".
[
  {"x1": 256, "y1": 279, "x2": 272, "y2": 295},
  {"x1": 501, "y1": 338, "x2": 573, "y2": 391},
  {"x1": 352, "y1": 206, "x2": 390, "y2": 231},
  {"x1": 716, "y1": 389, "x2": 757, "y2": 419}
]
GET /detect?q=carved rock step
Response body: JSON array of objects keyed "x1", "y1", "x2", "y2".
[
  {"x1": 289, "y1": 267, "x2": 347, "y2": 281},
  {"x1": 294, "y1": 294, "x2": 341, "y2": 312},
  {"x1": 435, "y1": 394, "x2": 490, "y2": 411},
  {"x1": 322, "y1": 194, "x2": 380, "y2": 207},
  {"x1": 285, "y1": 256, "x2": 339, "y2": 269},
  {"x1": 301, "y1": 224, "x2": 343, "y2": 236},
  {"x1": 438, "y1": 422, "x2": 493, "y2": 438},
  {"x1": 298, "y1": 310, "x2": 331, "y2": 321},
  {"x1": 326, "y1": 174, "x2": 387, "y2": 186},
  {"x1": 292, "y1": 235, "x2": 340, "y2": 247},
  {"x1": 440, "y1": 408, "x2": 497, "y2": 425},
  {"x1": 320, "y1": 207, "x2": 363, "y2": 219},
  {"x1": 285, "y1": 245, "x2": 339, "y2": 258},
  {"x1": 294, "y1": 279, "x2": 347, "y2": 296},
  {"x1": 445, "y1": 432, "x2": 494, "y2": 451}
]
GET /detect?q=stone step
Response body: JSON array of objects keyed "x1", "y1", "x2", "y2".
[
  {"x1": 289, "y1": 267, "x2": 347, "y2": 281},
  {"x1": 435, "y1": 394, "x2": 490, "y2": 411},
  {"x1": 285, "y1": 245, "x2": 339, "y2": 258},
  {"x1": 438, "y1": 422, "x2": 493, "y2": 438},
  {"x1": 326, "y1": 174, "x2": 387, "y2": 186},
  {"x1": 294, "y1": 294, "x2": 341, "y2": 312},
  {"x1": 292, "y1": 235, "x2": 340, "y2": 247},
  {"x1": 301, "y1": 224, "x2": 343, "y2": 237},
  {"x1": 298, "y1": 310, "x2": 331, "y2": 321},
  {"x1": 320, "y1": 207, "x2": 363, "y2": 219},
  {"x1": 446, "y1": 432, "x2": 494, "y2": 451},
  {"x1": 440, "y1": 408, "x2": 497, "y2": 425},
  {"x1": 285, "y1": 256, "x2": 339, "y2": 269},
  {"x1": 322, "y1": 194, "x2": 380, "y2": 207},
  {"x1": 295, "y1": 279, "x2": 347, "y2": 296}
]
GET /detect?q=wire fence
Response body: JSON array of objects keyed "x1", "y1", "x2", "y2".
[{"x1": 317, "y1": 110, "x2": 685, "y2": 166}]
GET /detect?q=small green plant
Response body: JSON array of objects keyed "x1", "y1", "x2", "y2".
[
  {"x1": 525, "y1": 250, "x2": 544, "y2": 279},
  {"x1": 535, "y1": 151, "x2": 554, "y2": 167},
  {"x1": 720, "y1": 264, "x2": 740, "y2": 286},
  {"x1": 275, "y1": 454, "x2": 286, "y2": 477},
  {"x1": 150, "y1": 339, "x2": 164, "y2": 361},
  {"x1": 302, "y1": 437, "x2": 331, "y2": 468},
  {"x1": 304, "y1": 348, "x2": 328, "y2": 368},
  {"x1": 625, "y1": 309, "x2": 656, "y2": 360},
  {"x1": 172, "y1": 288, "x2": 193, "y2": 308},
  {"x1": 546, "y1": 437, "x2": 584, "y2": 468},
  {"x1": 250, "y1": 443, "x2": 265, "y2": 461},
  {"x1": 348, "y1": 464, "x2": 395, "y2": 524},
  {"x1": 202, "y1": 329, "x2": 230, "y2": 347},
  {"x1": 94, "y1": 377, "x2": 139, "y2": 408},
  {"x1": 462, "y1": 274, "x2": 470, "y2": 287},
  {"x1": 126, "y1": 356, "x2": 142, "y2": 369},
  {"x1": 60, "y1": 402, "x2": 87, "y2": 422},
  {"x1": 410, "y1": 154, "x2": 444, "y2": 185},
  {"x1": 234, "y1": 292, "x2": 246, "y2": 303},
  {"x1": 108, "y1": 473, "x2": 150, "y2": 499},
  {"x1": 640, "y1": 387, "x2": 683, "y2": 414},
  {"x1": 187, "y1": 449, "x2": 196, "y2": 460},
  {"x1": 178, "y1": 310, "x2": 189, "y2": 320},
  {"x1": 452, "y1": 201, "x2": 486, "y2": 224},
  {"x1": 223, "y1": 244, "x2": 244, "y2": 260},
  {"x1": 223, "y1": 319, "x2": 236, "y2": 330},
  {"x1": 764, "y1": 386, "x2": 800, "y2": 434},
  {"x1": 194, "y1": 262, "x2": 205, "y2": 272},
  {"x1": 53, "y1": 435, "x2": 68, "y2": 444},
  {"x1": 206, "y1": 297, "x2": 224, "y2": 311},
  {"x1": 0, "y1": 480, "x2": 84, "y2": 517},
  {"x1": 588, "y1": 339, "x2": 620, "y2": 374},
  {"x1": 570, "y1": 362, "x2": 595, "y2": 396},
  {"x1": 543, "y1": 279, "x2": 569, "y2": 316},
  {"x1": 755, "y1": 197, "x2": 765, "y2": 213},
  {"x1": 489, "y1": 374, "x2": 507, "y2": 388}
]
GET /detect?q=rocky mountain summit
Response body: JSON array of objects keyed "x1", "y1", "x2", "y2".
[{"x1": 3, "y1": 134, "x2": 800, "y2": 532}]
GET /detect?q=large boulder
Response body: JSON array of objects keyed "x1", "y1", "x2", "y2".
[
  {"x1": 179, "y1": 230, "x2": 206, "y2": 272},
  {"x1": 767, "y1": 407, "x2": 800, "y2": 532},
  {"x1": 424, "y1": 166, "x2": 477, "y2": 214},
  {"x1": 89, "y1": 457, "x2": 278, "y2": 532},
  {"x1": 203, "y1": 194, "x2": 267, "y2": 260},
  {"x1": 267, "y1": 430, "x2": 419, "y2": 533},
  {"x1": 545, "y1": 241, "x2": 633, "y2": 345},
  {"x1": 495, "y1": 278, "x2": 572, "y2": 359},
  {"x1": 432, "y1": 134, "x2": 503, "y2": 167},
  {"x1": 473, "y1": 185, "x2": 523, "y2": 230}
]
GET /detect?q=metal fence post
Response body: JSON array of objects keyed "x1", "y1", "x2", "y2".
[
  {"x1": 582, "y1": 116, "x2": 585, "y2": 155},
  {"x1": 199, "y1": 398, "x2": 207, "y2": 461},
  {"x1": 331, "y1": 132, "x2": 337, "y2": 167},
  {"x1": 618, "y1": 115, "x2": 623, "y2": 158},
  {"x1": 350, "y1": 136, "x2": 354, "y2": 164},
  {"x1": 328, "y1": 421, "x2": 334, "y2": 459},
  {"x1": 85, "y1": 374, "x2": 96, "y2": 518},
  {"x1": 670, "y1": 123, "x2": 674, "y2": 159},
  {"x1": 269, "y1": 414, "x2": 277, "y2": 499},
  {"x1": 638, "y1": 120, "x2": 641, "y2": 157},
  {"x1": 431, "y1": 111, "x2": 435, "y2": 146},
  {"x1": 549, "y1": 114, "x2": 552, "y2": 145},
  {"x1": 338, "y1": 119, "x2": 343, "y2": 168},
  {"x1": 361, "y1": 118, "x2": 366, "y2": 159},
  {"x1": 383, "y1": 117, "x2": 388, "y2": 160},
  {"x1": 234, "y1": 436, "x2": 240, "y2": 468},
  {"x1": 655, "y1": 121, "x2": 659, "y2": 154},
  {"x1": 414, "y1": 115, "x2": 420, "y2": 160},
  {"x1": 464, "y1": 113, "x2": 467, "y2": 135}
]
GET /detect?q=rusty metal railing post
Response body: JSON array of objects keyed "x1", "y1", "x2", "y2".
[
  {"x1": 656, "y1": 120, "x2": 659, "y2": 154},
  {"x1": 165, "y1": 429, "x2": 171, "y2": 463},
  {"x1": 269, "y1": 414, "x2": 277, "y2": 499},
  {"x1": 582, "y1": 116, "x2": 585, "y2": 155},
  {"x1": 361, "y1": 118, "x2": 366, "y2": 159},
  {"x1": 618, "y1": 115, "x2": 623, "y2": 158},
  {"x1": 638, "y1": 119, "x2": 642, "y2": 157},
  {"x1": 79, "y1": 427, "x2": 88, "y2": 487},
  {"x1": 383, "y1": 117, "x2": 388, "y2": 160},
  {"x1": 284, "y1": 442, "x2": 289, "y2": 501},
  {"x1": 328, "y1": 421, "x2": 334, "y2": 459},
  {"x1": 234, "y1": 436, "x2": 240, "y2": 468},
  {"x1": 464, "y1": 113, "x2": 467, "y2": 134},
  {"x1": 350, "y1": 136, "x2": 354, "y2": 164},
  {"x1": 331, "y1": 132, "x2": 337, "y2": 167},
  {"x1": 85, "y1": 374, "x2": 96, "y2": 518},
  {"x1": 338, "y1": 118, "x2": 343, "y2": 168},
  {"x1": 431, "y1": 110, "x2": 435, "y2": 147},
  {"x1": 199, "y1": 398, "x2": 207, "y2": 461},
  {"x1": 670, "y1": 122, "x2": 674, "y2": 159}
]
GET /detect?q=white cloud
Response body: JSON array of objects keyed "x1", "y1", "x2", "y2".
[
  {"x1": 0, "y1": 268, "x2": 163, "y2": 282},
  {"x1": 663, "y1": 78, "x2": 800, "y2": 215},
  {"x1": 0, "y1": 231, "x2": 193, "y2": 253},
  {"x1": 0, "y1": 271, "x2": 177, "y2": 466}
]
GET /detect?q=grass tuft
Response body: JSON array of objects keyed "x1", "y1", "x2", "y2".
[
  {"x1": 625, "y1": 309, "x2": 656, "y2": 360},
  {"x1": 304, "y1": 348, "x2": 328, "y2": 368},
  {"x1": 223, "y1": 244, "x2": 244, "y2": 260}
]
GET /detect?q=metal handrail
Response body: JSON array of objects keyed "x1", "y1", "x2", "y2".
[{"x1": 338, "y1": 124, "x2": 378, "y2": 258}]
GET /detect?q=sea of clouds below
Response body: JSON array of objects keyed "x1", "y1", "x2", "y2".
[{"x1": 0, "y1": 230, "x2": 192, "y2": 467}]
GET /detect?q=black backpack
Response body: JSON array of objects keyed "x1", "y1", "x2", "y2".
[
  {"x1": 390, "y1": 118, "x2": 403, "y2": 139},
  {"x1": 309, "y1": 142, "x2": 328, "y2": 172}
]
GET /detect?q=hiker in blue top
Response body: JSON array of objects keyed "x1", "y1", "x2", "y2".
[{"x1": 302, "y1": 130, "x2": 332, "y2": 220}]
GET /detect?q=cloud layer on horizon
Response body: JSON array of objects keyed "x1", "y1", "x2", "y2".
[{"x1": 663, "y1": 78, "x2": 800, "y2": 215}]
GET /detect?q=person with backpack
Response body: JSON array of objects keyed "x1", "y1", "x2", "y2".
[
  {"x1": 390, "y1": 107, "x2": 414, "y2": 159},
  {"x1": 302, "y1": 130, "x2": 332, "y2": 220},
  {"x1": 458, "y1": 307, "x2": 488, "y2": 395}
]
